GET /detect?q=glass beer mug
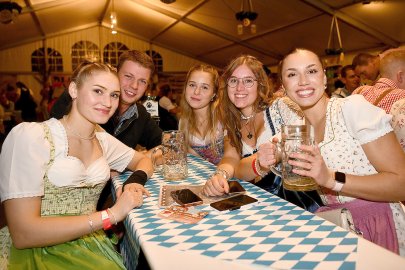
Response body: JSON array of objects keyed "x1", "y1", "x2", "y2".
[
  {"x1": 152, "y1": 130, "x2": 188, "y2": 180},
  {"x1": 280, "y1": 125, "x2": 318, "y2": 191}
]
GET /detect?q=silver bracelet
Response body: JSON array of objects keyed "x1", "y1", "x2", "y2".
[
  {"x1": 214, "y1": 168, "x2": 230, "y2": 180},
  {"x1": 254, "y1": 158, "x2": 268, "y2": 178},
  {"x1": 87, "y1": 214, "x2": 95, "y2": 234}
]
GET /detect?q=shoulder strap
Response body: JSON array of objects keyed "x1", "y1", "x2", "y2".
[
  {"x1": 373, "y1": 88, "x2": 395, "y2": 106},
  {"x1": 265, "y1": 107, "x2": 276, "y2": 136},
  {"x1": 354, "y1": 85, "x2": 367, "y2": 95},
  {"x1": 41, "y1": 122, "x2": 56, "y2": 173}
]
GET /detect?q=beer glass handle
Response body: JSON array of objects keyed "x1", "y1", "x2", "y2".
[
  {"x1": 151, "y1": 146, "x2": 163, "y2": 172},
  {"x1": 270, "y1": 139, "x2": 283, "y2": 177}
]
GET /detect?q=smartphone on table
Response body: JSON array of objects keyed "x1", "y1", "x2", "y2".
[
  {"x1": 171, "y1": 189, "x2": 203, "y2": 207},
  {"x1": 210, "y1": 194, "x2": 257, "y2": 211},
  {"x1": 228, "y1": 181, "x2": 245, "y2": 193}
]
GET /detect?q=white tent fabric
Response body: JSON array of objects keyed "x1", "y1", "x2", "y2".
[{"x1": 1, "y1": 0, "x2": 405, "y2": 100}]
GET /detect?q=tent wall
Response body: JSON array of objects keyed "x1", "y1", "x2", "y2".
[{"x1": 0, "y1": 26, "x2": 206, "y2": 101}]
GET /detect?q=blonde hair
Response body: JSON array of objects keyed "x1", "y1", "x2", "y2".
[
  {"x1": 220, "y1": 55, "x2": 273, "y2": 154},
  {"x1": 67, "y1": 60, "x2": 118, "y2": 113},
  {"x1": 179, "y1": 64, "x2": 222, "y2": 153}
]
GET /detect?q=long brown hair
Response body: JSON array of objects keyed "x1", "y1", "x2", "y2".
[
  {"x1": 179, "y1": 64, "x2": 221, "y2": 151},
  {"x1": 220, "y1": 55, "x2": 273, "y2": 154}
]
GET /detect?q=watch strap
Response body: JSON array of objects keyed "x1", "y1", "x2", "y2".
[
  {"x1": 332, "y1": 181, "x2": 344, "y2": 192},
  {"x1": 332, "y1": 171, "x2": 346, "y2": 192}
]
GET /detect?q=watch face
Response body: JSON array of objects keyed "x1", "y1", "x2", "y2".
[{"x1": 335, "y1": 172, "x2": 346, "y2": 183}]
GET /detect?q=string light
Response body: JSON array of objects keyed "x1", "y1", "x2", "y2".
[{"x1": 110, "y1": 0, "x2": 117, "y2": 35}]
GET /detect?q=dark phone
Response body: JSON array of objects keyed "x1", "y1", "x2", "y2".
[
  {"x1": 228, "y1": 181, "x2": 245, "y2": 193},
  {"x1": 210, "y1": 194, "x2": 258, "y2": 211},
  {"x1": 171, "y1": 189, "x2": 203, "y2": 207}
]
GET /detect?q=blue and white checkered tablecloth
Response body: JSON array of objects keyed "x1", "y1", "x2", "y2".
[{"x1": 112, "y1": 155, "x2": 358, "y2": 270}]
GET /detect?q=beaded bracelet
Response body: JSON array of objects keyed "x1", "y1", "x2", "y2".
[
  {"x1": 214, "y1": 168, "x2": 230, "y2": 180},
  {"x1": 87, "y1": 214, "x2": 95, "y2": 234},
  {"x1": 107, "y1": 208, "x2": 118, "y2": 225},
  {"x1": 254, "y1": 158, "x2": 268, "y2": 178}
]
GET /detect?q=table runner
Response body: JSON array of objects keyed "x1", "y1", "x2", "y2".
[{"x1": 113, "y1": 155, "x2": 358, "y2": 270}]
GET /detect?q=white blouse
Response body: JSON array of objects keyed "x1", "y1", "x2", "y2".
[
  {"x1": 0, "y1": 118, "x2": 134, "y2": 202},
  {"x1": 318, "y1": 95, "x2": 405, "y2": 255}
]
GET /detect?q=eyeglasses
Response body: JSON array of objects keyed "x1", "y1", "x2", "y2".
[{"x1": 227, "y1": 76, "x2": 257, "y2": 88}]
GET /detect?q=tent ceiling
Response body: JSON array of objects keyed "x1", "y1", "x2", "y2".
[{"x1": 1, "y1": 0, "x2": 404, "y2": 68}]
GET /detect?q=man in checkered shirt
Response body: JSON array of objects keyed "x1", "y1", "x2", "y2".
[{"x1": 352, "y1": 49, "x2": 405, "y2": 113}]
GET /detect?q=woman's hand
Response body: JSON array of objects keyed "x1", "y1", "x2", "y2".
[
  {"x1": 203, "y1": 174, "x2": 229, "y2": 196},
  {"x1": 288, "y1": 144, "x2": 334, "y2": 189},
  {"x1": 113, "y1": 183, "x2": 150, "y2": 221},
  {"x1": 257, "y1": 141, "x2": 277, "y2": 171}
]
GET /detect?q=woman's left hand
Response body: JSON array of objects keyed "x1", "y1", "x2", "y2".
[
  {"x1": 288, "y1": 144, "x2": 335, "y2": 189},
  {"x1": 116, "y1": 183, "x2": 150, "y2": 199}
]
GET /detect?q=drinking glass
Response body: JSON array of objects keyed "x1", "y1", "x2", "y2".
[
  {"x1": 281, "y1": 125, "x2": 318, "y2": 191},
  {"x1": 152, "y1": 130, "x2": 188, "y2": 180}
]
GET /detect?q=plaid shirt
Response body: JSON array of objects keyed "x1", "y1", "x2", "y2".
[{"x1": 352, "y1": 78, "x2": 405, "y2": 113}]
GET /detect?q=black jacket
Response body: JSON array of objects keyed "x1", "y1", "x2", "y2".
[{"x1": 103, "y1": 104, "x2": 162, "y2": 150}]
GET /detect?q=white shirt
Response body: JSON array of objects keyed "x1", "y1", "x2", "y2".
[{"x1": 0, "y1": 118, "x2": 134, "y2": 202}]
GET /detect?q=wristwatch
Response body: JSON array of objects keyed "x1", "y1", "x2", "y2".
[{"x1": 332, "y1": 171, "x2": 346, "y2": 192}]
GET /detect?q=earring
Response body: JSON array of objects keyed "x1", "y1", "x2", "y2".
[{"x1": 211, "y1": 94, "x2": 216, "y2": 101}]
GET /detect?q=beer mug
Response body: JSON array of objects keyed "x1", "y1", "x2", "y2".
[
  {"x1": 152, "y1": 130, "x2": 188, "y2": 180},
  {"x1": 280, "y1": 125, "x2": 318, "y2": 191}
]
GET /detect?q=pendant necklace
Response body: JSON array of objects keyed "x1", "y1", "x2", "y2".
[
  {"x1": 63, "y1": 116, "x2": 96, "y2": 140},
  {"x1": 242, "y1": 115, "x2": 255, "y2": 140}
]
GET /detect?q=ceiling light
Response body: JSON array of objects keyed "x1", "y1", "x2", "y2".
[
  {"x1": 110, "y1": 0, "x2": 117, "y2": 34},
  {"x1": 0, "y1": 1, "x2": 22, "y2": 24},
  {"x1": 235, "y1": 0, "x2": 258, "y2": 35}
]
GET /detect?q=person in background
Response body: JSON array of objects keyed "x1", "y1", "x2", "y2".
[
  {"x1": 352, "y1": 50, "x2": 405, "y2": 113},
  {"x1": 203, "y1": 55, "x2": 321, "y2": 212},
  {"x1": 156, "y1": 83, "x2": 179, "y2": 131},
  {"x1": 39, "y1": 83, "x2": 53, "y2": 120},
  {"x1": 390, "y1": 98, "x2": 405, "y2": 151},
  {"x1": 0, "y1": 61, "x2": 153, "y2": 269},
  {"x1": 352, "y1": 52, "x2": 380, "y2": 83},
  {"x1": 0, "y1": 85, "x2": 16, "y2": 134},
  {"x1": 331, "y1": 65, "x2": 360, "y2": 98},
  {"x1": 15, "y1": 81, "x2": 38, "y2": 122},
  {"x1": 279, "y1": 48, "x2": 405, "y2": 255},
  {"x1": 179, "y1": 64, "x2": 224, "y2": 165}
]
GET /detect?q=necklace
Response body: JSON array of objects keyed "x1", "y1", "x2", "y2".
[
  {"x1": 63, "y1": 116, "x2": 96, "y2": 140},
  {"x1": 241, "y1": 112, "x2": 255, "y2": 121},
  {"x1": 242, "y1": 115, "x2": 255, "y2": 139}
]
